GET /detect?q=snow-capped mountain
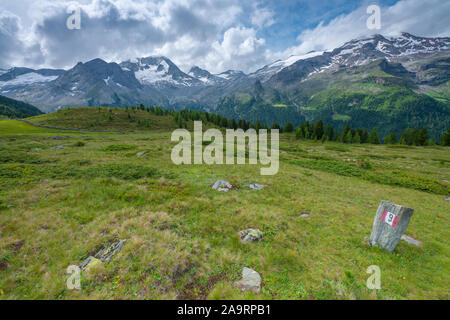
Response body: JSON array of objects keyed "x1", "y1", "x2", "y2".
[
  {"x1": 0, "y1": 67, "x2": 65, "y2": 91},
  {"x1": 215, "y1": 70, "x2": 246, "y2": 81},
  {"x1": 1, "y1": 33, "x2": 448, "y2": 113},
  {"x1": 188, "y1": 66, "x2": 225, "y2": 85},
  {"x1": 270, "y1": 33, "x2": 450, "y2": 84},
  {"x1": 250, "y1": 51, "x2": 324, "y2": 81},
  {"x1": 120, "y1": 57, "x2": 201, "y2": 88}
]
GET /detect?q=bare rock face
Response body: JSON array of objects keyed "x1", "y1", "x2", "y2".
[
  {"x1": 239, "y1": 229, "x2": 263, "y2": 243},
  {"x1": 235, "y1": 267, "x2": 261, "y2": 294},
  {"x1": 369, "y1": 201, "x2": 414, "y2": 252}
]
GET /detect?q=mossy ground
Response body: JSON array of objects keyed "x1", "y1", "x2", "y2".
[{"x1": 0, "y1": 113, "x2": 449, "y2": 300}]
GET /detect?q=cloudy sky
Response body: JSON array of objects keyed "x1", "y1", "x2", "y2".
[{"x1": 0, "y1": 0, "x2": 449, "y2": 73}]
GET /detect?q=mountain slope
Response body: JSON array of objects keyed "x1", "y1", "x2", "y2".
[
  {"x1": 0, "y1": 33, "x2": 449, "y2": 138},
  {"x1": 0, "y1": 95, "x2": 43, "y2": 119}
]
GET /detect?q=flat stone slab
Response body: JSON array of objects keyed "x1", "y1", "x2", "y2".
[
  {"x1": 80, "y1": 256, "x2": 102, "y2": 272},
  {"x1": 55, "y1": 144, "x2": 68, "y2": 150},
  {"x1": 95, "y1": 240, "x2": 125, "y2": 262},
  {"x1": 239, "y1": 229, "x2": 263, "y2": 243},
  {"x1": 211, "y1": 180, "x2": 235, "y2": 192},
  {"x1": 136, "y1": 151, "x2": 148, "y2": 157},
  {"x1": 299, "y1": 214, "x2": 309, "y2": 218},
  {"x1": 444, "y1": 198, "x2": 450, "y2": 201},
  {"x1": 249, "y1": 183, "x2": 264, "y2": 190},
  {"x1": 80, "y1": 240, "x2": 125, "y2": 271},
  {"x1": 235, "y1": 267, "x2": 261, "y2": 294},
  {"x1": 401, "y1": 235, "x2": 422, "y2": 247}
]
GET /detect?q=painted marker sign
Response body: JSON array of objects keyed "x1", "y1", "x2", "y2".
[
  {"x1": 369, "y1": 201, "x2": 414, "y2": 252},
  {"x1": 381, "y1": 210, "x2": 399, "y2": 227}
]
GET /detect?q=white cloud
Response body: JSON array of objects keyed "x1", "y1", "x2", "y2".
[
  {"x1": 251, "y1": 5, "x2": 275, "y2": 29},
  {"x1": 0, "y1": 0, "x2": 448, "y2": 73}
]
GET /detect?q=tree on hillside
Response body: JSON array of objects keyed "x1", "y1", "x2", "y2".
[
  {"x1": 417, "y1": 128, "x2": 429, "y2": 146},
  {"x1": 441, "y1": 128, "x2": 450, "y2": 146},
  {"x1": 344, "y1": 130, "x2": 353, "y2": 144},
  {"x1": 384, "y1": 130, "x2": 398, "y2": 145},
  {"x1": 324, "y1": 123, "x2": 334, "y2": 141},
  {"x1": 296, "y1": 125, "x2": 305, "y2": 139},
  {"x1": 314, "y1": 120, "x2": 324, "y2": 140},
  {"x1": 369, "y1": 127, "x2": 380, "y2": 144},
  {"x1": 255, "y1": 120, "x2": 261, "y2": 131},
  {"x1": 283, "y1": 122, "x2": 294, "y2": 133},
  {"x1": 352, "y1": 132, "x2": 361, "y2": 144},
  {"x1": 272, "y1": 122, "x2": 281, "y2": 131}
]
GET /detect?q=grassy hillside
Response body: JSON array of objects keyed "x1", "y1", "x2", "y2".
[
  {"x1": 0, "y1": 113, "x2": 449, "y2": 300},
  {"x1": 27, "y1": 107, "x2": 178, "y2": 132},
  {"x1": 0, "y1": 95, "x2": 43, "y2": 119},
  {"x1": 217, "y1": 59, "x2": 450, "y2": 140}
]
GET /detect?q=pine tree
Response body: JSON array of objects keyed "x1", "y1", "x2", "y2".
[
  {"x1": 441, "y1": 128, "x2": 450, "y2": 146},
  {"x1": 352, "y1": 132, "x2": 361, "y2": 144},
  {"x1": 255, "y1": 120, "x2": 261, "y2": 131},
  {"x1": 296, "y1": 126, "x2": 304, "y2": 139},
  {"x1": 344, "y1": 130, "x2": 353, "y2": 144},
  {"x1": 384, "y1": 131, "x2": 398, "y2": 145},
  {"x1": 325, "y1": 123, "x2": 334, "y2": 141},
  {"x1": 284, "y1": 122, "x2": 294, "y2": 133},
  {"x1": 314, "y1": 120, "x2": 324, "y2": 140},
  {"x1": 369, "y1": 127, "x2": 380, "y2": 144},
  {"x1": 417, "y1": 128, "x2": 429, "y2": 146}
]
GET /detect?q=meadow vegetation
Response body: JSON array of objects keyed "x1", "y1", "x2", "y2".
[{"x1": 0, "y1": 108, "x2": 449, "y2": 300}]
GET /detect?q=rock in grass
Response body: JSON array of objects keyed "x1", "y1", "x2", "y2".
[
  {"x1": 444, "y1": 197, "x2": 450, "y2": 201},
  {"x1": 29, "y1": 148, "x2": 41, "y2": 152},
  {"x1": 55, "y1": 144, "x2": 67, "y2": 150},
  {"x1": 80, "y1": 256, "x2": 102, "y2": 272},
  {"x1": 80, "y1": 240, "x2": 125, "y2": 272},
  {"x1": 212, "y1": 180, "x2": 234, "y2": 192},
  {"x1": 95, "y1": 240, "x2": 125, "y2": 263},
  {"x1": 401, "y1": 235, "x2": 422, "y2": 247},
  {"x1": 235, "y1": 267, "x2": 262, "y2": 294},
  {"x1": 368, "y1": 200, "x2": 414, "y2": 252},
  {"x1": 137, "y1": 151, "x2": 148, "y2": 157},
  {"x1": 299, "y1": 214, "x2": 309, "y2": 218},
  {"x1": 249, "y1": 183, "x2": 264, "y2": 190},
  {"x1": 239, "y1": 229, "x2": 262, "y2": 243}
]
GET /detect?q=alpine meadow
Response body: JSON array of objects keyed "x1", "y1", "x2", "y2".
[{"x1": 0, "y1": 0, "x2": 449, "y2": 305}]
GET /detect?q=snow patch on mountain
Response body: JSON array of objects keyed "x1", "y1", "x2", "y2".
[{"x1": 0, "y1": 73, "x2": 58, "y2": 88}]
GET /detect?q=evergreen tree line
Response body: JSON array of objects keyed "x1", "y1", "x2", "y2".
[{"x1": 131, "y1": 104, "x2": 450, "y2": 146}]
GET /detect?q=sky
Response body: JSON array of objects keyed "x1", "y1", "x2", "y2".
[{"x1": 0, "y1": 0, "x2": 449, "y2": 73}]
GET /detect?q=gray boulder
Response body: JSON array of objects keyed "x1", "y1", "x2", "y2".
[
  {"x1": 212, "y1": 180, "x2": 234, "y2": 192},
  {"x1": 136, "y1": 151, "x2": 148, "y2": 157},
  {"x1": 401, "y1": 234, "x2": 421, "y2": 247},
  {"x1": 249, "y1": 183, "x2": 264, "y2": 190},
  {"x1": 80, "y1": 240, "x2": 125, "y2": 271},
  {"x1": 235, "y1": 267, "x2": 262, "y2": 294},
  {"x1": 239, "y1": 229, "x2": 263, "y2": 243}
]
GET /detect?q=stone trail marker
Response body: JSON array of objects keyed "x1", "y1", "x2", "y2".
[{"x1": 369, "y1": 200, "x2": 414, "y2": 252}]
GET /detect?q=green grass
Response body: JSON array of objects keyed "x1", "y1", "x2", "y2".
[
  {"x1": 27, "y1": 107, "x2": 178, "y2": 132},
  {"x1": 0, "y1": 115, "x2": 449, "y2": 300}
]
